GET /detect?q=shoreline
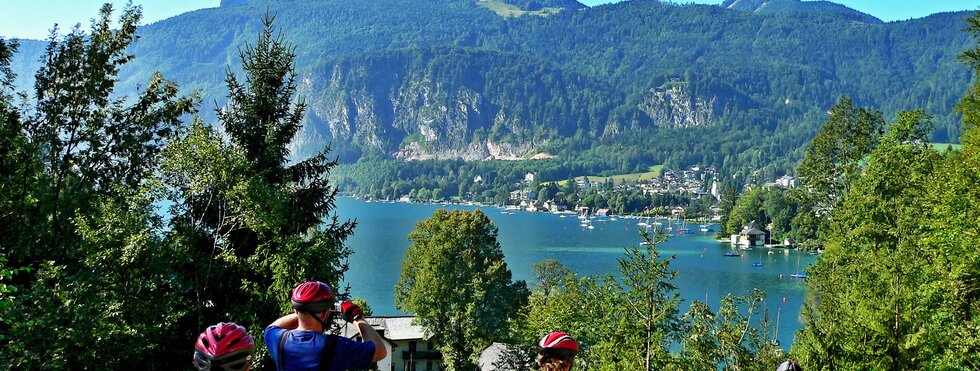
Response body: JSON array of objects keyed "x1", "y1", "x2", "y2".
[{"x1": 347, "y1": 195, "x2": 717, "y2": 221}]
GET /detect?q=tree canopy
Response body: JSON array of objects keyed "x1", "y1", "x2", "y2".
[
  {"x1": 0, "y1": 7, "x2": 352, "y2": 369},
  {"x1": 395, "y1": 209, "x2": 529, "y2": 371}
]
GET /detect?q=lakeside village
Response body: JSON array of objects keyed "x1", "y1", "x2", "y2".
[
  {"x1": 355, "y1": 165, "x2": 804, "y2": 250},
  {"x1": 345, "y1": 167, "x2": 811, "y2": 370}
]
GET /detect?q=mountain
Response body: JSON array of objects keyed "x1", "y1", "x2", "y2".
[
  {"x1": 6, "y1": 0, "x2": 974, "y2": 175},
  {"x1": 721, "y1": 0, "x2": 882, "y2": 24}
]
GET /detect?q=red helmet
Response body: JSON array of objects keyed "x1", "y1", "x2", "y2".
[
  {"x1": 291, "y1": 281, "x2": 336, "y2": 313},
  {"x1": 538, "y1": 332, "x2": 579, "y2": 353},
  {"x1": 193, "y1": 322, "x2": 255, "y2": 371}
]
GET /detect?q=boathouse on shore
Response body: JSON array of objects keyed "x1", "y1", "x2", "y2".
[{"x1": 731, "y1": 225, "x2": 767, "y2": 247}]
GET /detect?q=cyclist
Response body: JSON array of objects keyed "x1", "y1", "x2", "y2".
[
  {"x1": 265, "y1": 281, "x2": 387, "y2": 370},
  {"x1": 536, "y1": 332, "x2": 579, "y2": 371}
]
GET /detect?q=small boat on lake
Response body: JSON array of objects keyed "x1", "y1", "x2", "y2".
[
  {"x1": 790, "y1": 255, "x2": 808, "y2": 278},
  {"x1": 724, "y1": 252, "x2": 742, "y2": 257}
]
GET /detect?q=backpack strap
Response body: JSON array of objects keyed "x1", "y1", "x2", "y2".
[
  {"x1": 277, "y1": 329, "x2": 290, "y2": 371},
  {"x1": 318, "y1": 334, "x2": 340, "y2": 371}
]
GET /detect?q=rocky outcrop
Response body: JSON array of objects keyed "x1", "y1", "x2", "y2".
[
  {"x1": 637, "y1": 82, "x2": 716, "y2": 129},
  {"x1": 298, "y1": 48, "x2": 620, "y2": 161}
]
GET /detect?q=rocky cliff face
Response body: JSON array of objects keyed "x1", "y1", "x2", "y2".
[
  {"x1": 301, "y1": 55, "x2": 533, "y2": 160},
  {"x1": 637, "y1": 82, "x2": 716, "y2": 129},
  {"x1": 298, "y1": 48, "x2": 626, "y2": 161},
  {"x1": 296, "y1": 56, "x2": 746, "y2": 160}
]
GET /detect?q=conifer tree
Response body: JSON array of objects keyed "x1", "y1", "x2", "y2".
[
  {"x1": 166, "y1": 14, "x2": 354, "y2": 351},
  {"x1": 792, "y1": 97, "x2": 884, "y2": 246}
]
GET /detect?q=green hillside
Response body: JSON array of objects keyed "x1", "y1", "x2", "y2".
[
  {"x1": 6, "y1": 0, "x2": 974, "y2": 185},
  {"x1": 722, "y1": 0, "x2": 883, "y2": 23},
  {"x1": 549, "y1": 165, "x2": 666, "y2": 186},
  {"x1": 477, "y1": 0, "x2": 563, "y2": 17}
]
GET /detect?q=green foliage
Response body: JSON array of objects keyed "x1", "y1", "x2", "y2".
[
  {"x1": 530, "y1": 259, "x2": 572, "y2": 297},
  {"x1": 714, "y1": 179, "x2": 742, "y2": 237},
  {"x1": 792, "y1": 17, "x2": 980, "y2": 364},
  {"x1": 395, "y1": 209, "x2": 529, "y2": 371},
  {"x1": 678, "y1": 290, "x2": 783, "y2": 371},
  {"x1": 0, "y1": 5, "x2": 198, "y2": 368},
  {"x1": 518, "y1": 232, "x2": 785, "y2": 370},
  {"x1": 724, "y1": 186, "x2": 799, "y2": 242},
  {"x1": 793, "y1": 113, "x2": 944, "y2": 368},
  {"x1": 0, "y1": 8, "x2": 352, "y2": 369},
  {"x1": 163, "y1": 15, "x2": 354, "y2": 367},
  {"x1": 8, "y1": 0, "x2": 972, "y2": 186},
  {"x1": 793, "y1": 97, "x2": 885, "y2": 245},
  {"x1": 617, "y1": 230, "x2": 682, "y2": 370}
]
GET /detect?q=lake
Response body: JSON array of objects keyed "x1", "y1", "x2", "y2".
[{"x1": 335, "y1": 197, "x2": 816, "y2": 346}]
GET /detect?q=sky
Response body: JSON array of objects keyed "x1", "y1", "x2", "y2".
[
  {"x1": 0, "y1": 0, "x2": 220, "y2": 39},
  {"x1": 0, "y1": 0, "x2": 977, "y2": 39}
]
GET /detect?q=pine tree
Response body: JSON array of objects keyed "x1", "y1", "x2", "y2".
[{"x1": 165, "y1": 15, "x2": 355, "y2": 359}]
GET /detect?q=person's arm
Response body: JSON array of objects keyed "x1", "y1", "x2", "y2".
[
  {"x1": 340, "y1": 301, "x2": 387, "y2": 362},
  {"x1": 270, "y1": 313, "x2": 299, "y2": 330},
  {"x1": 353, "y1": 318, "x2": 388, "y2": 362}
]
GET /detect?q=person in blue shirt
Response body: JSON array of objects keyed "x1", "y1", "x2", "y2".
[{"x1": 265, "y1": 281, "x2": 387, "y2": 370}]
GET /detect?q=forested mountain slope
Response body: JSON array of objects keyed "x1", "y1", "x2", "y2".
[
  {"x1": 8, "y1": 0, "x2": 973, "y2": 172},
  {"x1": 721, "y1": 0, "x2": 882, "y2": 23}
]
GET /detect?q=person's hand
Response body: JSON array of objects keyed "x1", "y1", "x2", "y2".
[{"x1": 340, "y1": 301, "x2": 363, "y2": 322}]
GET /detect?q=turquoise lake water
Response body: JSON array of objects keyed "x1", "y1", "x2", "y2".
[{"x1": 335, "y1": 197, "x2": 816, "y2": 346}]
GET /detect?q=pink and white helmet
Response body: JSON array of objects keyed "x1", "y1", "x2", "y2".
[{"x1": 193, "y1": 322, "x2": 255, "y2": 371}]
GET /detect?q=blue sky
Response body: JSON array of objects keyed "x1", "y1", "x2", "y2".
[{"x1": 1, "y1": 0, "x2": 977, "y2": 39}]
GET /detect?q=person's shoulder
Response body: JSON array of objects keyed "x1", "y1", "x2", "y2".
[
  {"x1": 263, "y1": 325, "x2": 287, "y2": 344},
  {"x1": 264, "y1": 325, "x2": 285, "y2": 334}
]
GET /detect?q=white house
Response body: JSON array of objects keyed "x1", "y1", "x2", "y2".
[
  {"x1": 337, "y1": 316, "x2": 442, "y2": 371},
  {"x1": 543, "y1": 199, "x2": 568, "y2": 213},
  {"x1": 509, "y1": 189, "x2": 535, "y2": 201},
  {"x1": 524, "y1": 172, "x2": 536, "y2": 183},
  {"x1": 776, "y1": 175, "x2": 797, "y2": 188},
  {"x1": 671, "y1": 206, "x2": 685, "y2": 218}
]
